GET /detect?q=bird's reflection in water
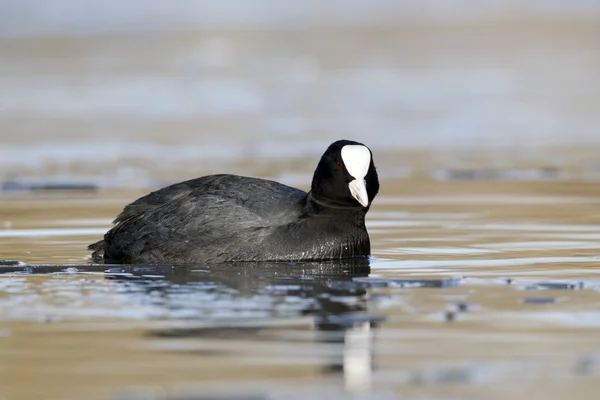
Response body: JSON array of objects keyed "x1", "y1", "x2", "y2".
[{"x1": 105, "y1": 257, "x2": 381, "y2": 393}]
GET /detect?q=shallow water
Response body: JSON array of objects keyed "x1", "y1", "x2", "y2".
[
  {"x1": 2, "y1": 2, "x2": 600, "y2": 399},
  {"x1": 2, "y1": 175, "x2": 600, "y2": 400}
]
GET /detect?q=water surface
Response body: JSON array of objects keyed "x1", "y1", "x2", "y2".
[
  {"x1": 2, "y1": 2, "x2": 600, "y2": 398},
  {"x1": 2, "y1": 175, "x2": 600, "y2": 400}
]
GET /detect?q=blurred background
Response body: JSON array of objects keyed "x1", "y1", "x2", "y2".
[
  {"x1": 3, "y1": 4, "x2": 600, "y2": 400},
  {"x1": 1, "y1": 0, "x2": 599, "y2": 187}
]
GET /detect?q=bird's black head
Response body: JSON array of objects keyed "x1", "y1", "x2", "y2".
[{"x1": 310, "y1": 139, "x2": 379, "y2": 210}]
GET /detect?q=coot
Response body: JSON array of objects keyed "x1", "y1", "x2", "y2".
[{"x1": 89, "y1": 139, "x2": 379, "y2": 264}]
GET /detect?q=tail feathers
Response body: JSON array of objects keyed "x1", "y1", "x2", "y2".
[{"x1": 88, "y1": 240, "x2": 105, "y2": 263}]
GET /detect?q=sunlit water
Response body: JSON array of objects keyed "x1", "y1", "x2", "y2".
[
  {"x1": 1, "y1": 174, "x2": 600, "y2": 400},
  {"x1": 2, "y1": 2, "x2": 600, "y2": 399}
]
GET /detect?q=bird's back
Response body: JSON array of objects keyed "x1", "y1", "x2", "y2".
[{"x1": 90, "y1": 174, "x2": 307, "y2": 264}]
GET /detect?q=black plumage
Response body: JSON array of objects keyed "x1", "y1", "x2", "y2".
[{"x1": 89, "y1": 139, "x2": 379, "y2": 264}]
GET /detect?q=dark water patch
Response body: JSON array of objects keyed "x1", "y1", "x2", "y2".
[
  {"x1": 445, "y1": 311, "x2": 457, "y2": 322},
  {"x1": 524, "y1": 282, "x2": 584, "y2": 291},
  {"x1": 444, "y1": 301, "x2": 474, "y2": 322},
  {"x1": 573, "y1": 353, "x2": 600, "y2": 376},
  {"x1": 318, "y1": 313, "x2": 386, "y2": 332},
  {"x1": 353, "y1": 277, "x2": 463, "y2": 289},
  {"x1": 455, "y1": 301, "x2": 472, "y2": 312},
  {"x1": 522, "y1": 297, "x2": 557, "y2": 305},
  {"x1": 0, "y1": 260, "x2": 26, "y2": 267},
  {"x1": 0, "y1": 178, "x2": 97, "y2": 192},
  {"x1": 150, "y1": 325, "x2": 272, "y2": 341}
]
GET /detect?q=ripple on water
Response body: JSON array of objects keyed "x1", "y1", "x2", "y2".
[
  {"x1": 0, "y1": 262, "x2": 379, "y2": 324},
  {"x1": 2, "y1": 186, "x2": 600, "y2": 399}
]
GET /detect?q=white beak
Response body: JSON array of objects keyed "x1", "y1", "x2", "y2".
[{"x1": 348, "y1": 179, "x2": 369, "y2": 208}]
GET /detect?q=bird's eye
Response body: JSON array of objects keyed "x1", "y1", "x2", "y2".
[{"x1": 336, "y1": 162, "x2": 343, "y2": 169}]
